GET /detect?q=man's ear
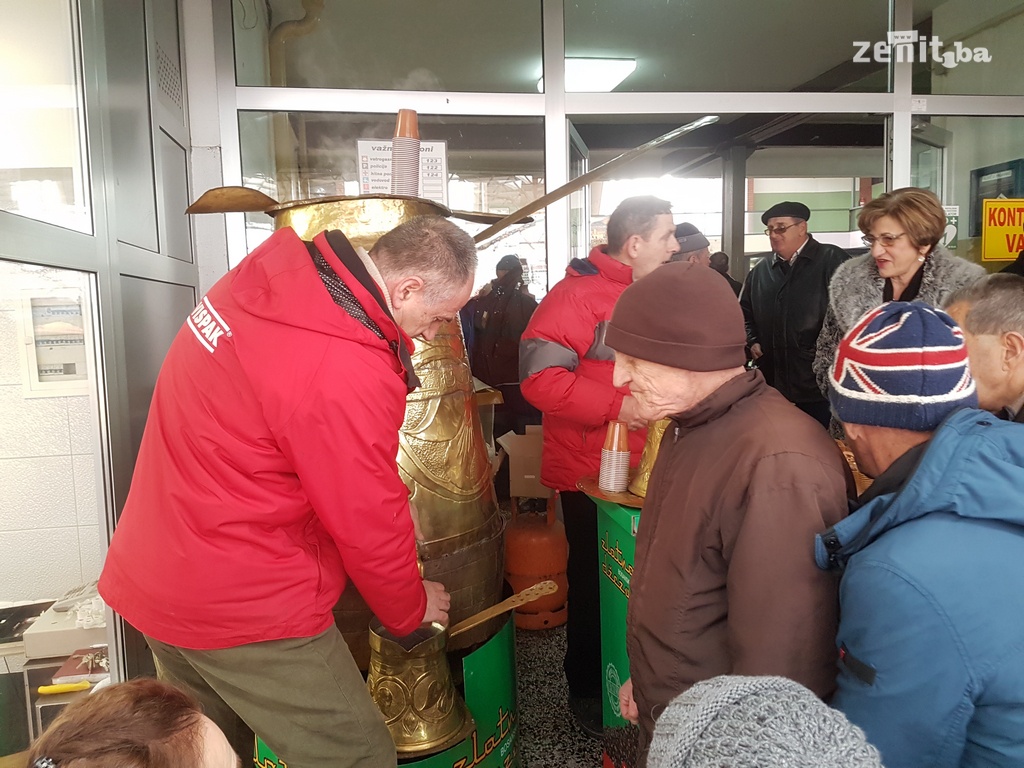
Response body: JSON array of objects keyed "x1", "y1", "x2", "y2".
[
  {"x1": 1002, "y1": 330, "x2": 1024, "y2": 369},
  {"x1": 389, "y1": 275, "x2": 425, "y2": 309},
  {"x1": 843, "y1": 421, "x2": 864, "y2": 441},
  {"x1": 624, "y1": 233, "x2": 642, "y2": 260}
]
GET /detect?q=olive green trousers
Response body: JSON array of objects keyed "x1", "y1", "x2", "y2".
[{"x1": 147, "y1": 627, "x2": 395, "y2": 768}]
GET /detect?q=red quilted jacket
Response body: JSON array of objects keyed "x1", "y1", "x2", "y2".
[
  {"x1": 100, "y1": 228, "x2": 426, "y2": 649},
  {"x1": 520, "y1": 247, "x2": 647, "y2": 491}
]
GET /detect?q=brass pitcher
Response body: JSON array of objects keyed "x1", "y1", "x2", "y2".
[
  {"x1": 367, "y1": 620, "x2": 473, "y2": 755},
  {"x1": 627, "y1": 418, "x2": 671, "y2": 498}
]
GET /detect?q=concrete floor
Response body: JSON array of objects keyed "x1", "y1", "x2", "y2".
[{"x1": 514, "y1": 624, "x2": 604, "y2": 767}]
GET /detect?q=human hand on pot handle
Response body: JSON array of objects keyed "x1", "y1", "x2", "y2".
[
  {"x1": 422, "y1": 580, "x2": 450, "y2": 626},
  {"x1": 619, "y1": 678, "x2": 639, "y2": 724}
]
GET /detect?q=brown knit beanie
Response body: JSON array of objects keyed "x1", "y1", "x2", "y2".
[{"x1": 605, "y1": 261, "x2": 747, "y2": 371}]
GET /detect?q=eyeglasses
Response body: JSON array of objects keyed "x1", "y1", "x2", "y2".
[
  {"x1": 764, "y1": 223, "x2": 802, "y2": 236},
  {"x1": 861, "y1": 232, "x2": 907, "y2": 248}
]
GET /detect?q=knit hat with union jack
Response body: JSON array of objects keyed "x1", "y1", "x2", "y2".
[{"x1": 829, "y1": 301, "x2": 977, "y2": 432}]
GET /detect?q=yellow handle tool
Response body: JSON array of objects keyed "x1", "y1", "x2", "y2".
[{"x1": 38, "y1": 681, "x2": 91, "y2": 695}]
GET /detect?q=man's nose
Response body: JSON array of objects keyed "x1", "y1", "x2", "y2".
[
  {"x1": 421, "y1": 326, "x2": 437, "y2": 341},
  {"x1": 612, "y1": 362, "x2": 627, "y2": 388}
]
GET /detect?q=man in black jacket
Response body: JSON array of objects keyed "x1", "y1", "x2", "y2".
[
  {"x1": 740, "y1": 201, "x2": 849, "y2": 427},
  {"x1": 710, "y1": 251, "x2": 742, "y2": 297}
]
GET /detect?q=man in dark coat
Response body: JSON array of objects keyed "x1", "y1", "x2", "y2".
[
  {"x1": 605, "y1": 261, "x2": 850, "y2": 767},
  {"x1": 740, "y1": 201, "x2": 850, "y2": 427},
  {"x1": 471, "y1": 254, "x2": 540, "y2": 449},
  {"x1": 710, "y1": 251, "x2": 742, "y2": 296},
  {"x1": 672, "y1": 222, "x2": 711, "y2": 267}
]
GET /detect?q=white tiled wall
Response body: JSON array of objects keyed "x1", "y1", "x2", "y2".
[{"x1": 0, "y1": 271, "x2": 106, "y2": 603}]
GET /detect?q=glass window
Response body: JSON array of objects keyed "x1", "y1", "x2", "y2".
[
  {"x1": 0, "y1": 1, "x2": 91, "y2": 233},
  {"x1": 564, "y1": 0, "x2": 890, "y2": 92},
  {"x1": 233, "y1": 0, "x2": 543, "y2": 92},
  {"x1": 570, "y1": 113, "x2": 885, "y2": 258},
  {"x1": 913, "y1": 0, "x2": 1024, "y2": 96},
  {"x1": 924, "y1": 116, "x2": 1024, "y2": 269},
  {"x1": 237, "y1": 112, "x2": 547, "y2": 295},
  {"x1": 0, "y1": 259, "x2": 107, "y2": 603}
]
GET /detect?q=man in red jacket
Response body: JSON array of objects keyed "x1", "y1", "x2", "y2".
[
  {"x1": 519, "y1": 195, "x2": 679, "y2": 735},
  {"x1": 99, "y1": 217, "x2": 475, "y2": 768}
]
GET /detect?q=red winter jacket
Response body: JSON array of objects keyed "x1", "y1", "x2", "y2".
[
  {"x1": 99, "y1": 228, "x2": 427, "y2": 649},
  {"x1": 519, "y1": 247, "x2": 647, "y2": 491}
]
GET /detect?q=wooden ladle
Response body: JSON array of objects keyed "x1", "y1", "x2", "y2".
[{"x1": 447, "y1": 580, "x2": 558, "y2": 640}]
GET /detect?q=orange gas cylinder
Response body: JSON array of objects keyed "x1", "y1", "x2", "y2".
[{"x1": 504, "y1": 494, "x2": 569, "y2": 629}]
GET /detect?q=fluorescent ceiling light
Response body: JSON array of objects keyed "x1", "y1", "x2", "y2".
[{"x1": 537, "y1": 58, "x2": 637, "y2": 93}]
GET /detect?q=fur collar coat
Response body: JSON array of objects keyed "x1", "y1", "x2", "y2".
[{"x1": 813, "y1": 246, "x2": 985, "y2": 397}]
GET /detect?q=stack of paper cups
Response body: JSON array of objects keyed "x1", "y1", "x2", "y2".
[
  {"x1": 598, "y1": 420, "x2": 631, "y2": 493},
  {"x1": 391, "y1": 108, "x2": 420, "y2": 197}
]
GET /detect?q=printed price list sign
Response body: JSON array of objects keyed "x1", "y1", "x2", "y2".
[{"x1": 356, "y1": 140, "x2": 448, "y2": 206}]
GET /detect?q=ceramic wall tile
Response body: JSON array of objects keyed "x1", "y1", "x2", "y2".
[
  {"x1": 0, "y1": 310, "x2": 21, "y2": 386},
  {"x1": 0, "y1": 456, "x2": 76, "y2": 531},
  {"x1": 0, "y1": 385, "x2": 70, "y2": 459},
  {"x1": 0, "y1": 527, "x2": 84, "y2": 601},
  {"x1": 72, "y1": 453, "x2": 102, "y2": 527},
  {"x1": 67, "y1": 395, "x2": 98, "y2": 455}
]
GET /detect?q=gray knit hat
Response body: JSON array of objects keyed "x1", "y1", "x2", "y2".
[{"x1": 647, "y1": 676, "x2": 884, "y2": 768}]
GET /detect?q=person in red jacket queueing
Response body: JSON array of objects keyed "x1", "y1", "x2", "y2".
[
  {"x1": 98, "y1": 217, "x2": 476, "y2": 768},
  {"x1": 518, "y1": 195, "x2": 680, "y2": 736}
]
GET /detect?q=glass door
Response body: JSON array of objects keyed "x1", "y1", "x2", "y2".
[
  {"x1": 568, "y1": 121, "x2": 590, "y2": 266},
  {"x1": 910, "y1": 119, "x2": 951, "y2": 201}
]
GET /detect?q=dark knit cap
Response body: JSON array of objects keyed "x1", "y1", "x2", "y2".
[
  {"x1": 605, "y1": 261, "x2": 747, "y2": 371},
  {"x1": 496, "y1": 254, "x2": 521, "y2": 272},
  {"x1": 829, "y1": 302, "x2": 977, "y2": 431},
  {"x1": 761, "y1": 201, "x2": 810, "y2": 225},
  {"x1": 674, "y1": 222, "x2": 710, "y2": 254}
]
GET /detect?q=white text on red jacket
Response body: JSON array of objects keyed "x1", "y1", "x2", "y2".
[{"x1": 186, "y1": 297, "x2": 232, "y2": 353}]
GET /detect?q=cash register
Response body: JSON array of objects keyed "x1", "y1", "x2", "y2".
[{"x1": 22, "y1": 582, "x2": 106, "y2": 659}]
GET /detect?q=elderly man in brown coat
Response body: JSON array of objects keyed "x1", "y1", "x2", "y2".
[{"x1": 605, "y1": 261, "x2": 851, "y2": 767}]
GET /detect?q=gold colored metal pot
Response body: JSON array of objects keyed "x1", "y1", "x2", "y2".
[
  {"x1": 367, "y1": 620, "x2": 473, "y2": 756},
  {"x1": 399, "y1": 320, "x2": 501, "y2": 560},
  {"x1": 627, "y1": 418, "x2": 670, "y2": 498},
  {"x1": 267, "y1": 194, "x2": 450, "y2": 247}
]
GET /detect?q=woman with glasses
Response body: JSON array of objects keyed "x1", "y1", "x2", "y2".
[{"x1": 813, "y1": 187, "x2": 984, "y2": 433}]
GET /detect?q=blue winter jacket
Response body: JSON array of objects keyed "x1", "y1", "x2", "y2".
[{"x1": 815, "y1": 409, "x2": 1024, "y2": 768}]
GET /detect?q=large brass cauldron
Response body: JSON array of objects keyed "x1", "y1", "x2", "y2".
[{"x1": 269, "y1": 195, "x2": 505, "y2": 666}]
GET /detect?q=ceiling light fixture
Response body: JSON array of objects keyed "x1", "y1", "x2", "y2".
[{"x1": 537, "y1": 57, "x2": 637, "y2": 93}]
